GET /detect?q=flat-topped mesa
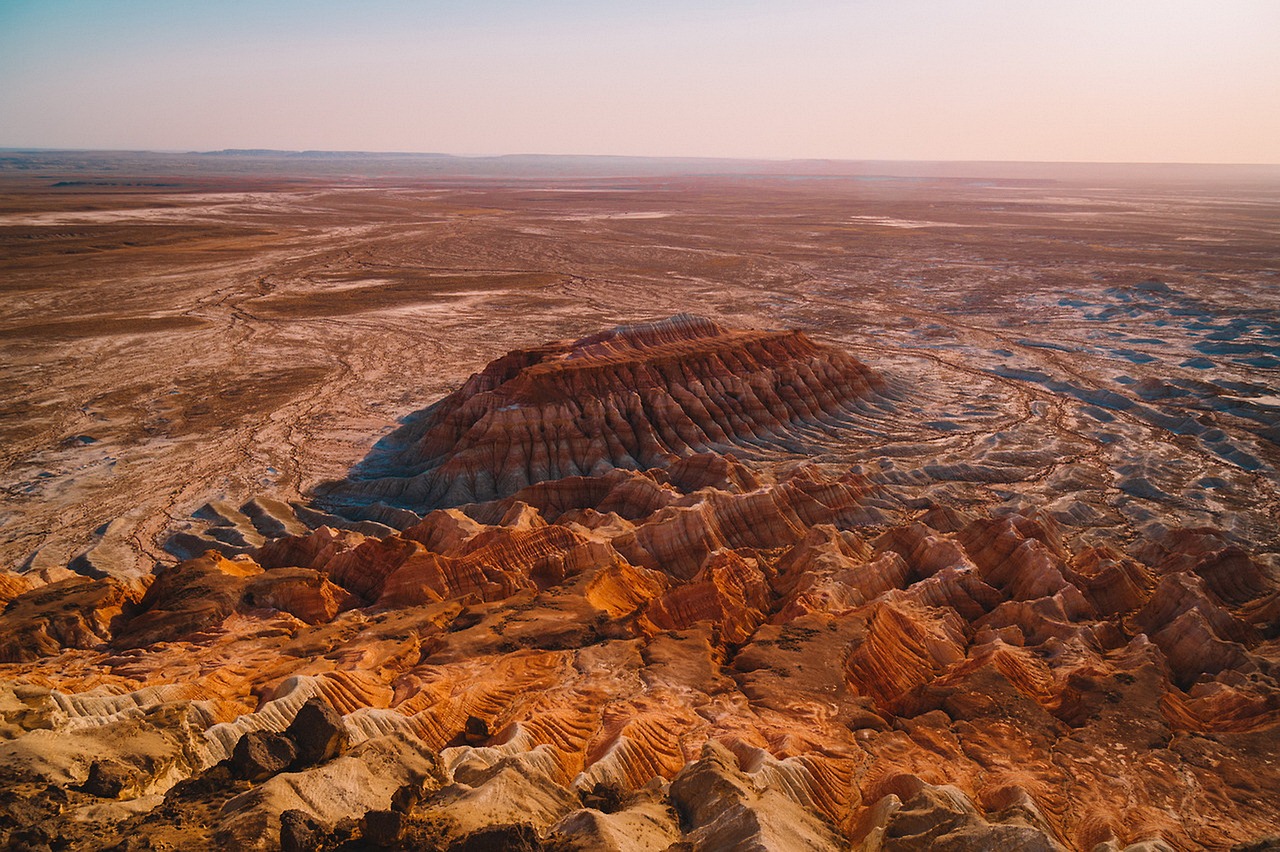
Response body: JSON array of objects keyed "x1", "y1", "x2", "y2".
[{"x1": 323, "y1": 315, "x2": 889, "y2": 513}]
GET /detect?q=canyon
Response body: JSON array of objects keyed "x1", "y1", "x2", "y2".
[{"x1": 0, "y1": 153, "x2": 1277, "y2": 850}]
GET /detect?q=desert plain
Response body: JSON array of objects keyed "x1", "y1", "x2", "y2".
[{"x1": 0, "y1": 151, "x2": 1277, "y2": 850}]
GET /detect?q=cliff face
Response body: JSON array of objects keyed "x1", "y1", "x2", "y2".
[{"x1": 1, "y1": 319, "x2": 1277, "y2": 852}]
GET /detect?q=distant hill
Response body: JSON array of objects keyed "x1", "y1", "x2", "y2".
[
  {"x1": 198, "y1": 149, "x2": 458, "y2": 159},
  {"x1": 2, "y1": 147, "x2": 1278, "y2": 185}
]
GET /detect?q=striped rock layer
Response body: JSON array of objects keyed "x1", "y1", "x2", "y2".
[
  {"x1": 1, "y1": 320, "x2": 1278, "y2": 852},
  {"x1": 320, "y1": 314, "x2": 890, "y2": 514}
]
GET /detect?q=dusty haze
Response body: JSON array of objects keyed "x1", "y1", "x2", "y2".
[{"x1": 2, "y1": 0, "x2": 1278, "y2": 163}]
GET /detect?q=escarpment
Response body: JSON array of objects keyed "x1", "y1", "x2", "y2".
[{"x1": 1, "y1": 318, "x2": 1278, "y2": 851}]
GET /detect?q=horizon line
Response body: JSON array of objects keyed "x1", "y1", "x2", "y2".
[{"x1": 2, "y1": 146, "x2": 1278, "y2": 169}]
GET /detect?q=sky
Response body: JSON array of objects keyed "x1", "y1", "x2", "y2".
[{"x1": 1, "y1": 0, "x2": 1277, "y2": 163}]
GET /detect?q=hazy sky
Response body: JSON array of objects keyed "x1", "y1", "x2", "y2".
[{"x1": 1, "y1": 0, "x2": 1276, "y2": 162}]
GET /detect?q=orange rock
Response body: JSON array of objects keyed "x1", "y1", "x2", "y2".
[
  {"x1": 401, "y1": 510, "x2": 485, "y2": 554},
  {"x1": 112, "y1": 552, "x2": 260, "y2": 649},
  {"x1": 645, "y1": 550, "x2": 771, "y2": 644},
  {"x1": 771, "y1": 527, "x2": 893, "y2": 621},
  {"x1": 243, "y1": 567, "x2": 358, "y2": 625},
  {"x1": 843, "y1": 600, "x2": 968, "y2": 714},
  {"x1": 957, "y1": 516, "x2": 1072, "y2": 601},
  {"x1": 5, "y1": 319, "x2": 1280, "y2": 850},
  {"x1": 666, "y1": 452, "x2": 761, "y2": 494},
  {"x1": 0, "y1": 576, "x2": 137, "y2": 662},
  {"x1": 379, "y1": 525, "x2": 610, "y2": 608},
  {"x1": 0, "y1": 572, "x2": 33, "y2": 607},
  {"x1": 618, "y1": 468, "x2": 873, "y2": 580},
  {"x1": 322, "y1": 535, "x2": 425, "y2": 603},
  {"x1": 255, "y1": 525, "x2": 367, "y2": 571},
  {"x1": 875, "y1": 522, "x2": 973, "y2": 580},
  {"x1": 583, "y1": 561, "x2": 668, "y2": 618},
  {"x1": 1068, "y1": 545, "x2": 1154, "y2": 616}
]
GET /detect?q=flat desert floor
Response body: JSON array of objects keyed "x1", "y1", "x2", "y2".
[{"x1": 3, "y1": 158, "x2": 1276, "y2": 579}]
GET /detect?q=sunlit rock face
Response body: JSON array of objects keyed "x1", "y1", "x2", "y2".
[
  {"x1": 1, "y1": 320, "x2": 1278, "y2": 851},
  {"x1": 316, "y1": 313, "x2": 892, "y2": 516}
]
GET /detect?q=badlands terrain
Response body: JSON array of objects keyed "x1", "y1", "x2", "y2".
[{"x1": 0, "y1": 152, "x2": 1277, "y2": 850}]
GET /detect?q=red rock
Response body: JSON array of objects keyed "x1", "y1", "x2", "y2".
[
  {"x1": 5, "y1": 318, "x2": 1280, "y2": 852},
  {"x1": 321, "y1": 535, "x2": 424, "y2": 603},
  {"x1": 1151, "y1": 606, "x2": 1253, "y2": 688},
  {"x1": 0, "y1": 576, "x2": 137, "y2": 662},
  {"x1": 1187, "y1": 547, "x2": 1273, "y2": 606},
  {"x1": 771, "y1": 526, "x2": 889, "y2": 620},
  {"x1": 665, "y1": 452, "x2": 761, "y2": 494},
  {"x1": 974, "y1": 587, "x2": 1096, "y2": 647},
  {"x1": 111, "y1": 552, "x2": 259, "y2": 649},
  {"x1": 255, "y1": 525, "x2": 368, "y2": 572},
  {"x1": 891, "y1": 566, "x2": 1004, "y2": 622},
  {"x1": 244, "y1": 568, "x2": 359, "y2": 625},
  {"x1": 1067, "y1": 545, "x2": 1154, "y2": 616},
  {"x1": 378, "y1": 525, "x2": 600, "y2": 608},
  {"x1": 1135, "y1": 526, "x2": 1233, "y2": 573},
  {"x1": 617, "y1": 467, "x2": 873, "y2": 581},
  {"x1": 1130, "y1": 572, "x2": 1253, "y2": 646},
  {"x1": 644, "y1": 550, "x2": 771, "y2": 644},
  {"x1": 319, "y1": 315, "x2": 887, "y2": 512},
  {"x1": 957, "y1": 517, "x2": 1072, "y2": 601},
  {"x1": 875, "y1": 522, "x2": 974, "y2": 579},
  {"x1": 1163, "y1": 681, "x2": 1280, "y2": 732},
  {"x1": 915, "y1": 505, "x2": 975, "y2": 533},
  {"x1": 401, "y1": 509, "x2": 485, "y2": 554},
  {"x1": 843, "y1": 600, "x2": 969, "y2": 714}
]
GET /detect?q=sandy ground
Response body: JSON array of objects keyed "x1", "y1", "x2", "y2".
[{"x1": 1, "y1": 162, "x2": 1278, "y2": 578}]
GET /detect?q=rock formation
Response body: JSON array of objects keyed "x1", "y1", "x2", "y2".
[
  {"x1": 1, "y1": 318, "x2": 1277, "y2": 851},
  {"x1": 316, "y1": 313, "x2": 891, "y2": 515}
]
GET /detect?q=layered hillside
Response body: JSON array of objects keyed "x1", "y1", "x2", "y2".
[
  {"x1": 317, "y1": 314, "x2": 892, "y2": 515},
  {"x1": 1, "y1": 320, "x2": 1277, "y2": 851}
]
